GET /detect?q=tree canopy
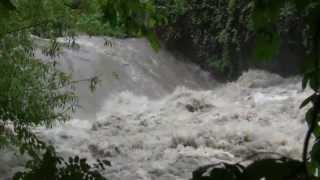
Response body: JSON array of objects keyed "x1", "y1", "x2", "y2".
[{"x1": 2, "y1": 0, "x2": 320, "y2": 179}]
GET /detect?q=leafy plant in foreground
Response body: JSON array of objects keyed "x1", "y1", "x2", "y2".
[
  {"x1": 13, "y1": 146, "x2": 110, "y2": 180},
  {"x1": 0, "y1": 0, "x2": 169, "y2": 179},
  {"x1": 0, "y1": 1, "x2": 108, "y2": 179},
  {"x1": 192, "y1": 156, "x2": 306, "y2": 180}
]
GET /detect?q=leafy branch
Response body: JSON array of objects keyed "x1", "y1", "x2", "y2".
[{"x1": 0, "y1": 20, "x2": 52, "y2": 38}]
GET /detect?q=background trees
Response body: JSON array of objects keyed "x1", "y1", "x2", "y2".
[
  {"x1": 0, "y1": 0, "x2": 77, "y2": 156},
  {"x1": 1, "y1": 0, "x2": 320, "y2": 179}
]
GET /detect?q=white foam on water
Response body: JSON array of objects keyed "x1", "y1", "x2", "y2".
[
  {"x1": 0, "y1": 36, "x2": 312, "y2": 180},
  {"x1": 2, "y1": 70, "x2": 310, "y2": 180}
]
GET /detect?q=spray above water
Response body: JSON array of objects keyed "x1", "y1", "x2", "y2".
[{"x1": 0, "y1": 37, "x2": 311, "y2": 180}]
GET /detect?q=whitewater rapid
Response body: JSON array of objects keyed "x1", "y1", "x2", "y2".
[
  {"x1": 42, "y1": 71, "x2": 311, "y2": 180},
  {"x1": 0, "y1": 36, "x2": 311, "y2": 180}
]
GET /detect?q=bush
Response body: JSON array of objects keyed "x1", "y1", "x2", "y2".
[{"x1": 13, "y1": 146, "x2": 110, "y2": 180}]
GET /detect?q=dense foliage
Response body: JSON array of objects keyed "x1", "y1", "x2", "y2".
[
  {"x1": 156, "y1": 0, "x2": 306, "y2": 79},
  {"x1": 2, "y1": 0, "x2": 320, "y2": 179},
  {"x1": 156, "y1": 0, "x2": 253, "y2": 78},
  {"x1": 13, "y1": 147, "x2": 109, "y2": 180},
  {"x1": 0, "y1": 0, "x2": 77, "y2": 156},
  {"x1": 0, "y1": 0, "x2": 120, "y2": 179},
  {"x1": 0, "y1": 0, "x2": 170, "y2": 179}
]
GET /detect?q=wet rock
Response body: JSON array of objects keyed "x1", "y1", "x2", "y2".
[
  {"x1": 185, "y1": 104, "x2": 196, "y2": 112},
  {"x1": 88, "y1": 144, "x2": 106, "y2": 157},
  {"x1": 59, "y1": 134, "x2": 70, "y2": 139},
  {"x1": 185, "y1": 99, "x2": 214, "y2": 113}
]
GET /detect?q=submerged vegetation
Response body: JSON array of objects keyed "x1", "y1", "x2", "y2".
[{"x1": 1, "y1": 0, "x2": 320, "y2": 179}]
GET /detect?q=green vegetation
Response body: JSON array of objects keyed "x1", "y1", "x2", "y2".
[
  {"x1": 0, "y1": 0, "x2": 109, "y2": 179},
  {"x1": 156, "y1": 0, "x2": 306, "y2": 78},
  {"x1": 13, "y1": 146, "x2": 110, "y2": 180},
  {"x1": 1, "y1": 0, "x2": 320, "y2": 179},
  {"x1": 156, "y1": 0, "x2": 254, "y2": 78},
  {"x1": 0, "y1": 0, "x2": 76, "y2": 156},
  {"x1": 0, "y1": 0, "x2": 157, "y2": 179},
  {"x1": 251, "y1": 0, "x2": 320, "y2": 178}
]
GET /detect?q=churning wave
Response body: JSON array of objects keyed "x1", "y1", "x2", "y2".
[{"x1": 0, "y1": 36, "x2": 311, "y2": 180}]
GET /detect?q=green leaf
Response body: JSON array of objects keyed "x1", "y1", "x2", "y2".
[
  {"x1": 300, "y1": 94, "x2": 315, "y2": 109},
  {"x1": 311, "y1": 140, "x2": 320, "y2": 167},
  {"x1": 307, "y1": 161, "x2": 318, "y2": 177},
  {"x1": 146, "y1": 30, "x2": 160, "y2": 51},
  {"x1": 306, "y1": 108, "x2": 320, "y2": 138}
]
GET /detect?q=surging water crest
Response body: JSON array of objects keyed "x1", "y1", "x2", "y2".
[{"x1": 0, "y1": 36, "x2": 311, "y2": 180}]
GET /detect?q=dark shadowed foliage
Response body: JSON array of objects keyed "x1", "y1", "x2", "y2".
[
  {"x1": 13, "y1": 146, "x2": 110, "y2": 180},
  {"x1": 192, "y1": 157, "x2": 306, "y2": 180}
]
